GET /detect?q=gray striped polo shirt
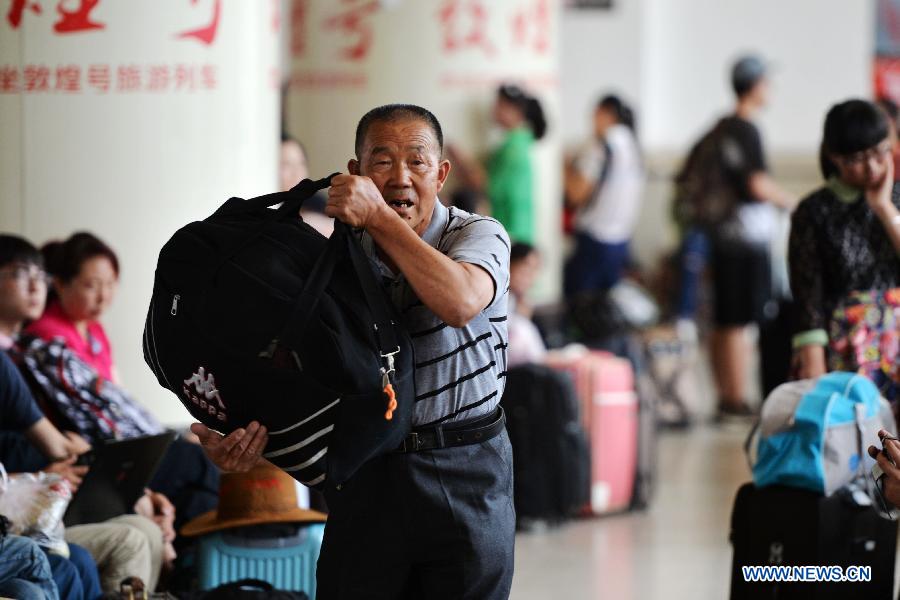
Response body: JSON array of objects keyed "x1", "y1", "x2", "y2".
[{"x1": 359, "y1": 201, "x2": 510, "y2": 427}]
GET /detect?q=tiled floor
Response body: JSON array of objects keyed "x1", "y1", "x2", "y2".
[{"x1": 510, "y1": 420, "x2": 754, "y2": 599}]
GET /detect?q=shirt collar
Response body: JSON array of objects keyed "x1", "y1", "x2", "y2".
[
  {"x1": 0, "y1": 331, "x2": 13, "y2": 350},
  {"x1": 420, "y1": 200, "x2": 448, "y2": 249},
  {"x1": 827, "y1": 176, "x2": 861, "y2": 203}
]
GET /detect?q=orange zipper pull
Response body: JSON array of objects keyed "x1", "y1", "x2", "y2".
[{"x1": 383, "y1": 382, "x2": 397, "y2": 420}]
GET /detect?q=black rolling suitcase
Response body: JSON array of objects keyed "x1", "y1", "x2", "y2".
[
  {"x1": 758, "y1": 299, "x2": 795, "y2": 399},
  {"x1": 729, "y1": 482, "x2": 897, "y2": 600},
  {"x1": 501, "y1": 364, "x2": 590, "y2": 526}
]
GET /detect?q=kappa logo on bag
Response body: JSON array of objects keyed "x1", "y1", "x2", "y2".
[{"x1": 183, "y1": 367, "x2": 227, "y2": 423}]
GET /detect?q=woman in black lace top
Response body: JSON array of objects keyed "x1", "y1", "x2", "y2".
[{"x1": 789, "y1": 99, "x2": 900, "y2": 379}]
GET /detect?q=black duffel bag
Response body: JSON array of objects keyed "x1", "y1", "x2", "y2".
[{"x1": 143, "y1": 175, "x2": 414, "y2": 490}]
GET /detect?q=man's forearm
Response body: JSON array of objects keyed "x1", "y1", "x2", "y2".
[{"x1": 365, "y1": 206, "x2": 492, "y2": 327}]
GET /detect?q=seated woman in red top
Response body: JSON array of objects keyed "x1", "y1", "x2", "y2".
[{"x1": 26, "y1": 232, "x2": 118, "y2": 382}]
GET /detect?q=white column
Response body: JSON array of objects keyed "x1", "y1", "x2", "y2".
[
  {"x1": 285, "y1": 0, "x2": 562, "y2": 302},
  {"x1": 0, "y1": 0, "x2": 280, "y2": 425}
]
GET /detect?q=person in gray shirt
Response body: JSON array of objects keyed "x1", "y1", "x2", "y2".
[{"x1": 195, "y1": 104, "x2": 514, "y2": 600}]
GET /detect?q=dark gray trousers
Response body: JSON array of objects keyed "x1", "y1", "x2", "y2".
[{"x1": 316, "y1": 427, "x2": 515, "y2": 600}]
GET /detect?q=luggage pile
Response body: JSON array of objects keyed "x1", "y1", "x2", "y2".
[{"x1": 730, "y1": 373, "x2": 899, "y2": 599}]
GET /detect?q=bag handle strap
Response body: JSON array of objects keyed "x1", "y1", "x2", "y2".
[
  {"x1": 340, "y1": 221, "x2": 400, "y2": 356},
  {"x1": 279, "y1": 221, "x2": 400, "y2": 361},
  {"x1": 234, "y1": 175, "x2": 334, "y2": 214},
  {"x1": 207, "y1": 174, "x2": 339, "y2": 285},
  {"x1": 744, "y1": 419, "x2": 760, "y2": 472}
]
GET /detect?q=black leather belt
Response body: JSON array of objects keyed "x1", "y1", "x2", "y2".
[{"x1": 395, "y1": 406, "x2": 506, "y2": 453}]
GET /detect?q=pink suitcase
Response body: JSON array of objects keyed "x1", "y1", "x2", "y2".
[{"x1": 547, "y1": 347, "x2": 639, "y2": 515}]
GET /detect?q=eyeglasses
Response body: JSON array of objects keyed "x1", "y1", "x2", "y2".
[
  {"x1": 839, "y1": 141, "x2": 893, "y2": 167},
  {"x1": 0, "y1": 264, "x2": 51, "y2": 286}
]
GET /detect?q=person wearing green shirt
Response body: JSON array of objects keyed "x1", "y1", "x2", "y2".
[
  {"x1": 488, "y1": 85, "x2": 546, "y2": 244},
  {"x1": 448, "y1": 85, "x2": 546, "y2": 245}
]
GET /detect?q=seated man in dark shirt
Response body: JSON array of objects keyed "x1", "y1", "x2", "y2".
[{"x1": 0, "y1": 235, "x2": 90, "y2": 480}]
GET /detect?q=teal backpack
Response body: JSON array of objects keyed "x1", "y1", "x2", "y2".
[{"x1": 747, "y1": 372, "x2": 895, "y2": 495}]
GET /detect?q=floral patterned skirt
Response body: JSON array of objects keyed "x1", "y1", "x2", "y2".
[{"x1": 828, "y1": 288, "x2": 900, "y2": 403}]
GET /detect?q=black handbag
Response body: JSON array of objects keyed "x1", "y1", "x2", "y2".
[
  {"x1": 191, "y1": 579, "x2": 308, "y2": 600},
  {"x1": 143, "y1": 175, "x2": 414, "y2": 490}
]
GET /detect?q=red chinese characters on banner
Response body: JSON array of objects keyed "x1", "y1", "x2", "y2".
[
  {"x1": 437, "y1": 0, "x2": 496, "y2": 57},
  {"x1": 0, "y1": 63, "x2": 220, "y2": 94},
  {"x1": 200, "y1": 64, "x2": 216, "y2": 89},
  {"x1": 290, "y1": 0, "x2": 308, "y2": 58},
  {"x1": 55, "y1": 64, "x2": 80, "y2": 91},
  {"x1": 271, "y1": 0, "x2": 280, "y2": 34},
  {"x1": 6, "y1": 0, "x2": 221, "y2": 46},
  {"x1": 23, "y1": 64, "x2": 50, "y2": 92},
  {"x1": 175, "y1": 64, "x2": 195, "y2": 91},
  {"x1": 7, "y1": 0, "x2": 104, "y2": 32},
  {"x1": 512, "y1": 0, "x2": 549, "y2": 55},
  {"x1": 53, "y1": 0, "x2": 104, "y2": 33},
  {"x1": 323, "y1": 0, "x2": 379, "y2": 62},
  {"x1": 147, "y1": 65, "x2": 170, "y2": 92},
  {"x1": 7, "y1": 0, "x2": 41, "y2": 29},
  {"x1": 117, "y1": 65, "x2": 141, "y2": 92},
  {"x1": 87, "y1": 63, "x2": 109, "y2": 92},
  {"x1": 0, "y1": 66, "x2": 20, "y2": 92},
  {"x1": 176, "y1": 0, "x2": 221, "y2": 46}
]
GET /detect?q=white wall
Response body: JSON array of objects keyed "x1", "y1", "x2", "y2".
[
  {"x1": 1, "y1": 1, "x2": 280, "y2": 426},
  {"x1": 642, "y1": 0, "x2": 874, "y2": 154},
  {"x1": 559, "y1": 2, "x2": 644, "y2": 146},
  {"x1": 558, "y1": 0, "x2": 875, "y2": 269},
  {"x1": 560, "y1": 0, "x2": 875, "y2": 154}
]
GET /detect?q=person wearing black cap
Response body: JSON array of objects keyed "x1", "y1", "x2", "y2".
[{"x1": 676, "y1": 54, "x2": 795, "y2": 419}]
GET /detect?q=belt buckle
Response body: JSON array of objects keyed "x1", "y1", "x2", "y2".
[{"x1": 403, "y1": 432, "x2": 420, "y2": 453}]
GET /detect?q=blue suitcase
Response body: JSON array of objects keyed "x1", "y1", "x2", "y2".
[{"x1": 197, "y1": 523, "x2": 325, "y2": 596}]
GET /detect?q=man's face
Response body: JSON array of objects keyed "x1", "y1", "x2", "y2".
[
  {"x1": 350, "y1": 118, "x2": 450, "y2": 236},
  {"x1": 0, "y1": 261, "x2": 48, "y2": 326},
  {"x1": 749, "y1": 78, "x2": 770, "y2": 108}
]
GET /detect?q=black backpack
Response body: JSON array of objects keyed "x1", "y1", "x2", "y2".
[
  {"x1": 672, "y1": 118, "x2": 744, "y2": 228},
  {"x1": 143, "y1": 175, "x2": 414, "y2": 489}
]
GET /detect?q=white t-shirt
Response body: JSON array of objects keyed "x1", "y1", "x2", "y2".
[{"x1": 573, "y1": 124, "x2": 645, "y2": 244}]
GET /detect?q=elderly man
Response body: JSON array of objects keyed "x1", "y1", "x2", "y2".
[{"x1": 194, "y1": 104, "x2": 514, "y2": 599}]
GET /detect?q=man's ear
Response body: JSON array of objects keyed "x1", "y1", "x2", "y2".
[
  {"x1": 348, "y1": 159, "x2": 360, "y2": 176},
  {"x1": 435, "y1": 159, "x2": 452, "y2": 193}
]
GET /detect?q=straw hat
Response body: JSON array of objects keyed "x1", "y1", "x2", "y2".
[{"x1": 180, "y1": 464, "x2": 326, "y2": 537}]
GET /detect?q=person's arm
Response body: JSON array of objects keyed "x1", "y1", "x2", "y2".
[
  {"x1": 736, "y1": 120, "x2": 795, "y2": 211},
  {"x1": 748, "y1": 171, "x2": 796, "y2": 211},
  {"x1": 564, "y1": 143, "x2": 605, "y2": 208},
  {"x1": 564, "y1": 161, "x2": 593, "y2": 208},
  {"x1": 327, "y1": 175, "x2": 496, "y2": 327},
  {"x1": 788, "y1": 200, "x2": 828, "y2": 379},
  {"x1": 23, "y1": 418, "x2": 81, "y2": 462},
  {"x1": 134, "y1": 489, "x2": 176, "y2": 543}
]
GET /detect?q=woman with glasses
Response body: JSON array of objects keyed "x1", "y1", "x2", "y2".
[{"x1": 789, "y1": 99, "x2": 900, "y2": 404}]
